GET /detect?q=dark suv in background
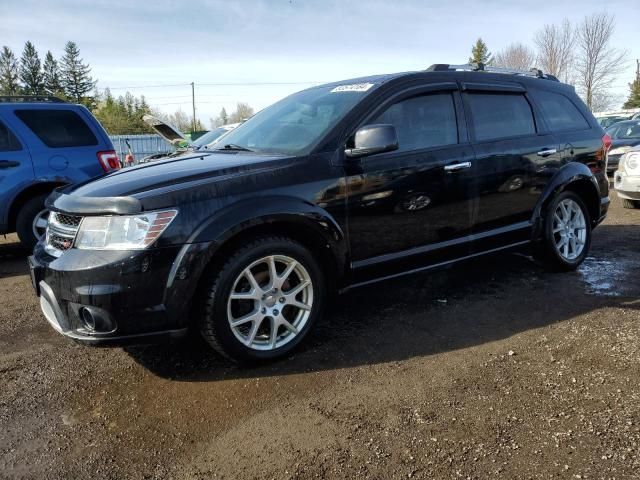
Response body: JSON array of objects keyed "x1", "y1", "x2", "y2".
[
  {"x1": 0, "y1": 96, "x2": 119, "y2": 248},
  {"x1": 29, "y1": 64, "x2": 610, "y2": 363}
]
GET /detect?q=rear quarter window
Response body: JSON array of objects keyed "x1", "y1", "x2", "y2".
[
  {"x1": 467, "y1": 93, "x2": 536, "y2": 142},
  {"x1": 15, "y1": 109, "x2": 98, "y2": 148},
  {"x1": 532, "y1": 90, "x2": 590, "y2": 132},
  {"x1": 0, "y1": 120, "x2": 22, "y2": 151}
]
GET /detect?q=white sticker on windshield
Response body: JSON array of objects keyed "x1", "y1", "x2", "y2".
[{"x1": 330, "y1": 83, "x2": 375, "y2": 93}]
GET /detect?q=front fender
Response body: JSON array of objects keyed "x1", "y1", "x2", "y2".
[
  {"x1": 190, "y1": 194, "x2": 348, "y2": 273},
  {"x1": 531, "y1": 162, "x2": 602, "y2": 238}
]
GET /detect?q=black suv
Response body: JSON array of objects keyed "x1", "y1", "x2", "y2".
[{"x1": 29, "y1": 64, "x2": 610, "y2": 363}]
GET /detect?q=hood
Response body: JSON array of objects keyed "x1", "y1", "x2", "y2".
[
  {"x1": 609, "y1": 138, "x2": 640, "y2": 156},
  {"x1": 142, "y1": 114, "x2": 189, "y2": 146},
  {"x1": 64, "y1": 151, "x2": 293, "y2": 200}
]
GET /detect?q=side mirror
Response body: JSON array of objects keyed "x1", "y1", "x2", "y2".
[{"x1": 345, "y1": 124, "x2": 399, "y2": 159}]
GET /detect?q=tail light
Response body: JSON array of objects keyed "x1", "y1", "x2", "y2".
[
  {"x1": 97, "y1": 150, "x2": 121, "y2": 173},
  {"x1": 592, "y1": 133, "x2": 612, "y2": 173}
]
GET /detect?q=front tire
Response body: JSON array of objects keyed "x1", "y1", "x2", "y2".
[
  {"x1": 199, "y1": 236, "x2": 326, "y2": 363},
  {"x1": 534, "y1": 191, "x2": 591, "y2": 271},
  {"x1": 15, "y1": 194, "x2": 49, "y2": 251},
  {"x1": 622, "y1": 199, "x2": 639, "y2": 209}
]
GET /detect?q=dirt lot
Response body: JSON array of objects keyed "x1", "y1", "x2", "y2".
[{"x1": 1, "y1": 195, "x2": 639, "y2": 480}]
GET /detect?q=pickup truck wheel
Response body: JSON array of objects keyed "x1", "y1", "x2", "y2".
[
  {"x1": 534, "y1": 191, "x2": 591, "y2": 272},
  {"x1": 622, "y1": 199, "x2": 639, "y2": 209},
  {"x1": 200, "y1": 236, "x2": 326, "y2": 363},
  {"x1": 16, "y1": 194, "x2": 49, "y2": 250}
]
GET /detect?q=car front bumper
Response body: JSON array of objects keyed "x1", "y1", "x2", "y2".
[
  {"x1": 29, "y1": 241, "x2": 212, "y2": 346},
  {"x1": 607, "y1": 154, "x2": 622, "y2": 173},
  {"x1": 614, "y1": 170, "x2": 640, "y2": 200}
]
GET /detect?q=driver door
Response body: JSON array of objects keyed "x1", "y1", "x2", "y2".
[{"x1": 345, "y1": 86, "x2": 477, "y2": 280}]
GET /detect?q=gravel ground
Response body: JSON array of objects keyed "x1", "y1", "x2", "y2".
[{"x1": 1, "y1": 194, "x2": 639, "y2": 480}]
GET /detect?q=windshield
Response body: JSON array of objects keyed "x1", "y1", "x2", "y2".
[
  {"x1": 192, "y1": 127, "x2": 229, "y2": 148},
  {"x1": 597, "y1": 117, "x2": 629, "y2": 128},
  {"x1": 213, "y1": 83, "x2": 375, "y2": 155},
  {"x1": 607, "y1": 121, "x2": 640, "y2": 140}
]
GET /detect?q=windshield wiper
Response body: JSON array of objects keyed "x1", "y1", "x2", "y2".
[{"x1": 215, "y1": 143, "x2": 254, "y2": 152}]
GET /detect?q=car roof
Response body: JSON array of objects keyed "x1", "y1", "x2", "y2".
[
  {"x1": 0, "y1": 102, "x2": 82, "y2": 108},
  {"x1": 309, "y1": 69, "x2": 572, "y2": 93}
]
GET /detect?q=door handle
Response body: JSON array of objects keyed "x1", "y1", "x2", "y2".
[
  {"x1": 444, "y1": 161, "x2": 472, "y2": 172},
  {"x1": 537, "y1": 148, "x2": 557, "y2": 157},
  {"x1": 0, "y1": 160, "x2": 20, "y2": 168}
]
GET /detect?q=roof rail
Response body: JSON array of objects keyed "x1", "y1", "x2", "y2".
[
  {"x1": 426, "y1": 63, "x2": 559, "y2": 81},
  {"x1": 0, "y1": 95, "x2": 67, "y2": 103}
]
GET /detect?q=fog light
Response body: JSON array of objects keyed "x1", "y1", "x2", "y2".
[{"x1": 80, "y1": 307, "x2": 96, "y2": 331}]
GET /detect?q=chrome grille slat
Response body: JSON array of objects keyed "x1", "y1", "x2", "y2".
[{"x1": 45, "y1": 212, "x2": 83, "y2": 257}]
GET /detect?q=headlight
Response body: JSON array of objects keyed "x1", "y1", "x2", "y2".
[
  {"x1": 75, "y1": 210, "x2": 177, "y2": 250},
  {"x1": 624, "y1": 152, "x2": 640, "y2": 172}
]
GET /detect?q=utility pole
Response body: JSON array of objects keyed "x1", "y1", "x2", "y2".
[{"x1": 191, "y1": 82, "x2": 196, "y2": 133}]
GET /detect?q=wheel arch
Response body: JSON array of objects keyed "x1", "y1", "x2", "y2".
[
  {"x1": 7, "y1": 181, "x2": 67, "y2": 232},
  {"x1": 532, "y1": 162, "x2": 601, "y2": 239},
  {"x1": 187, "y1": 196, "x2": 349, "y2": 301}
]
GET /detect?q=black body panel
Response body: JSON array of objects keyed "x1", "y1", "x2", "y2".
[{"x1": 30, "y1": 69, "x2": 610, "y2": 345}]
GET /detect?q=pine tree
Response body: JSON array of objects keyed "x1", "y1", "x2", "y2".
[
  {"x1": 220, "y1": 107, "x2": 228, "y2": 125},
  {"x1": 43, "y1": 51, "x2": 63, "y2": 96},
  {"x1": 469, "y1": 38, "x2": 493, "y2": 65},
  {"x1": 60, "y1": 41, "x2": 96, "y2": 104},
  {"x1": 19, "y1": 41, "x2": 44, "y2": 95},
  {"x1": 0, "y1": 46, "x2": 20, "y2": 95},
  {"x1": 623, "y1": 62, "x2": 640, "y2": 109}
]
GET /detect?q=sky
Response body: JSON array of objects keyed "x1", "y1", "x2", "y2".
[{"x1": 3, "y1": 0, "x2": 639, "y2": 127}]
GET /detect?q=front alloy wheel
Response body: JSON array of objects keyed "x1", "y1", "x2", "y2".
[
  {"x1": 227, "y1": 255, "x2": 314, "y2": 351},
  {"x1": 200, "y1": 236, "x2": 325, "y2": 363}
]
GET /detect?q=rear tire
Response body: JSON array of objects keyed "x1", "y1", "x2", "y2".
[
  {"x1": 15, "y1": 194, "x2": 49, "y2": 251},
  {"x1": 199, "y1": 236, "x2": 326, "y2": 363},
  {"x1": 622, "y1": 199, "x2": 639, "y2": 209},
  {"x1": 534, "y1": 191, "x2": 591, "y2": 272}
]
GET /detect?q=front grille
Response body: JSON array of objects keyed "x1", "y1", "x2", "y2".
[
  {"x1": 48, "y1": 233, "x2": 75, "y2": 251},
  {"x1": 54, "y1": 213, "x2": 82, "y2": 227},
  {"x1": 45, "y1": 212, "x2": 83, "y2": 257}
]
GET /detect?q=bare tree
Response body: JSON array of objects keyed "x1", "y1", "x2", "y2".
[
  {"x1": 534, "y1": 19, "x2": 576, "y2": 82},
  {"x1": 229, "y1": 102, "x2": 255, "y2": 123},
  {"x1": 575, "y1": 12, "x2": 626, "y2": 110},
  {"x1": 494, "y1": 43, "x2": 536, "y2": 71}
]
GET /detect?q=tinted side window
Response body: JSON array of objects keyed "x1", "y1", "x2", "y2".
[
  {"x1": 467, "y1": 93, "x2": 535, "y2": 141},
  {"x1": 533, "y1": 91, "x2": 590, "y2": 132},
  {"x1": 368, "y1": 92, "x2": 458, "y2": 151},
  {"x1": 15, "y1": 109, "x2": 98, "y2": 148},
  {"x1": 0, "y1": 120, "x2": 22, "y2": 151}
]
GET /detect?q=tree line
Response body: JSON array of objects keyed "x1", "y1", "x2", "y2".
[
  {"x1": 467, "y1": 12, "x2": 637, "y2": 111},
  {"x1": 0, "y1": 41, "x2": 95, "y2": 106}
]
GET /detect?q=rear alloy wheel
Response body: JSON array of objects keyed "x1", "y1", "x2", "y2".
[
  {"x1": 15, "y1": 194, "x2": 49, "y2": 251},
  {"x1": 535, "y1": 191, "x2": 591, "y2": 271},
  {"x1": 32, "y1": 209, "x2": 50, "y2": 240},
  {"x1": 200, "y1": 236, "x2": 325, "y2": 363},
  {"x1": 552, "y1": 198, "x2": 587, "y2": 261}
]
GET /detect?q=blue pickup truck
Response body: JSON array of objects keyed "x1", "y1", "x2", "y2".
[{"x1": 0, "y1": 96, "x2": 119, "y2": 248}]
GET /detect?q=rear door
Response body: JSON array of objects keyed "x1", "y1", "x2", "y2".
[
  {"x1": 11, "y1": 106, "x2": 108, "y2": 181},
  {"x1": 463, "y1": 85, "x2": 561, "y2": 237},
  {"x1": 0, "y1": 116, "x2": 33, "y2": 231}
]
